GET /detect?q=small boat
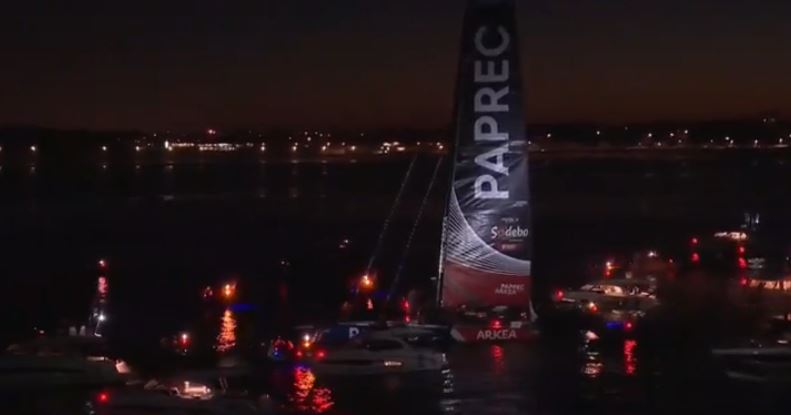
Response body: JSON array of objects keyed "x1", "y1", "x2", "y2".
[
  {"x1": 302, "y1": 331, "x2": 447, "y2": 376},
  {"x1": 712, "y1": 316, "x2": 791, "y2": 383},
  {"x1": 0, "y1": 335, "x2": 130, "y2": 390},
  {"x1": 553, "y1": 278, "x2": 657, "y2": 313},
  {"x1": 85, "y1": 387, "x2": 273, "y2": 415}
]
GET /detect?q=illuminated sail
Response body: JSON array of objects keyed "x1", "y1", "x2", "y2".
[{"x1": 440, "y1": 0, "x2": 532, "y2": 308}]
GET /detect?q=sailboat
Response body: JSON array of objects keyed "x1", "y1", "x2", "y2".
[{"x1": 436, "y1": 0, "x2": 537, "y2": 342}]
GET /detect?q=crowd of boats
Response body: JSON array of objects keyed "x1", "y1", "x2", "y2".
[{"x1": 2, "y1": 227, "x2": 790, "y2": 413}]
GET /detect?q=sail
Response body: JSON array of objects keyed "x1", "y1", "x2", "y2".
[{"x1": 440, "y1": 0, "x2": 531, "y2": 308}]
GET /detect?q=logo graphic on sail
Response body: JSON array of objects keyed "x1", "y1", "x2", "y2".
[{"x1": 440, "y1": 0, "x2": 532, "y2": 308}]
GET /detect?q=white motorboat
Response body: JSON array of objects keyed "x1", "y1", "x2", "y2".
[{"x1": 304, "y1": 332, "x2": 447, "y2": 376}]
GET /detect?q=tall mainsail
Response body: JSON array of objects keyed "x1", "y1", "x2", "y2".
[{"x1": 440, "y1": 0, "x2": 532, "y2": 308}]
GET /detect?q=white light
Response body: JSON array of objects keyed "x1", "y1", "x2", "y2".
[
  {"x1": 135, "y1": 145, "x2": 141, "y2": 152},
  {"x1": 101, "y1": 146, "x2": 107, "y2": 152},
  {"x1": 98, "y1": 313, "x2": 107, "y2": 322},
  {"x1": 350, "y1": 145, "x2": 357, "y2": 151},
  {"x1": 384, "y1": 360, "x2": 403, "y2": 367},
  {"x1": 595, "y1": 130, "x2": 601, "y2": 136},
  {"x1": 30, "y1": 145, "x2": 37, "y2": 152}
]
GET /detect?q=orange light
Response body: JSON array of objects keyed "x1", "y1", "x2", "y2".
[
  {"x1": 222, "y1": 283, "x2": 236, "y2": 299},
  {"x1": 360, "y1": 274, "x2": 373, "y2": 289}
]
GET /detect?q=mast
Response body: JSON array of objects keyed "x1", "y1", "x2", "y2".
[{"x1": 439, "y1": 0, "x2": 532, "y2": 309}]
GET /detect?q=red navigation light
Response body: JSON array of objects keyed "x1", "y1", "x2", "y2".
[
  {"x1": 98, "y1": 259, "x2": 107, "y2": 269},
  {"x1": 315, "y1": 350, "x2": 326, "y2": 360},
  {"x1": 295, "y1": 350, "x2": 303, "y2": 359},
  {"x1": 588, "y1": 302, "x2": 599, "y2": 313},
  {"x1": 401, "y1": 299, "x2": 410, "y2": 311},
  {"x1": 97, "y1": 392, "x2": 110, "y2": 404},
  {"x1": 739, "y1": 277, "x2": 748, "y2": 287},
  {"x1": 691, "y1": 237, "x2": 699, "y2": 246},
  {"x1": 624, "y1": 321, "x2": 634, "y2": 331},
  {"x1": 738, "y1": 257, "x2": 747, "y2": 269},
  {"x1": 691, "y1": 252, "x2": 700, "y2": 263},
  {"x1": 179, "y1": 332, "x2": 190, "y2": 347},
  {"x1": 554, "y1": 290, "x2": 564, "y2": 301},
  {"x1": 490, "y1": 319, "x2": 503, "y2": 330},
  {"x1": 738, "y1": 246, "x2": 746, "y2": 255}
]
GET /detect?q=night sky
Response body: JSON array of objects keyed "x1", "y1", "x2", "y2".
[{"x1": 3, "y1": 0, "x2": 791, "y2": 130}]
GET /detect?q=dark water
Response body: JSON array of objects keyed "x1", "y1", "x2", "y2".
[{"x1": 2, "y1": 153, "x2": 791, "y2": 413}]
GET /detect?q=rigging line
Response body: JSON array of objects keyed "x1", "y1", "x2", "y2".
[
  {"x1": 387, "y1": 155, "x2": 444, "y2": 302},
  {"x1": 365, "y1": 155, "x2": 419, "y2": 275}
]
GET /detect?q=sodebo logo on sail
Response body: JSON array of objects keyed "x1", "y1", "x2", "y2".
[
  {"x1": 472, "y1": 25, "x2": 511, "y2": 200},
  {"x1": 490, "y1": 225, "x2": 529, "y2": 239}
]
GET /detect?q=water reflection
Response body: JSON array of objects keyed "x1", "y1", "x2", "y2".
[
  {"x1": 624, "y1": 340, "x2": 637, "y2": 376},
  {"x1": 490, "y1": 345, "x2": 506, "y2": 375},
  {"x1": 290, "y1": 366, "x2": 335, "y2": 413},
  {"x1": 215, "y1": 308, "x2": 237, "y2": 352},
  {"x1": 582, "y1": 338, "x2": 603, "y2": 378}
]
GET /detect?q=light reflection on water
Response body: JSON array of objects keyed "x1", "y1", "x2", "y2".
[
  {"x1": 624, "y1": 340, "x2": 637, "y2": 376},
  {"x1": 582, "y1": 337, "x2": 639, "y2": 379},
  {"x1": 290, "y1": 366, "x2": 335, "y2": 413},
  {"x1": 215, "y1": 308, "x2": 237, "y2": 352}
]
